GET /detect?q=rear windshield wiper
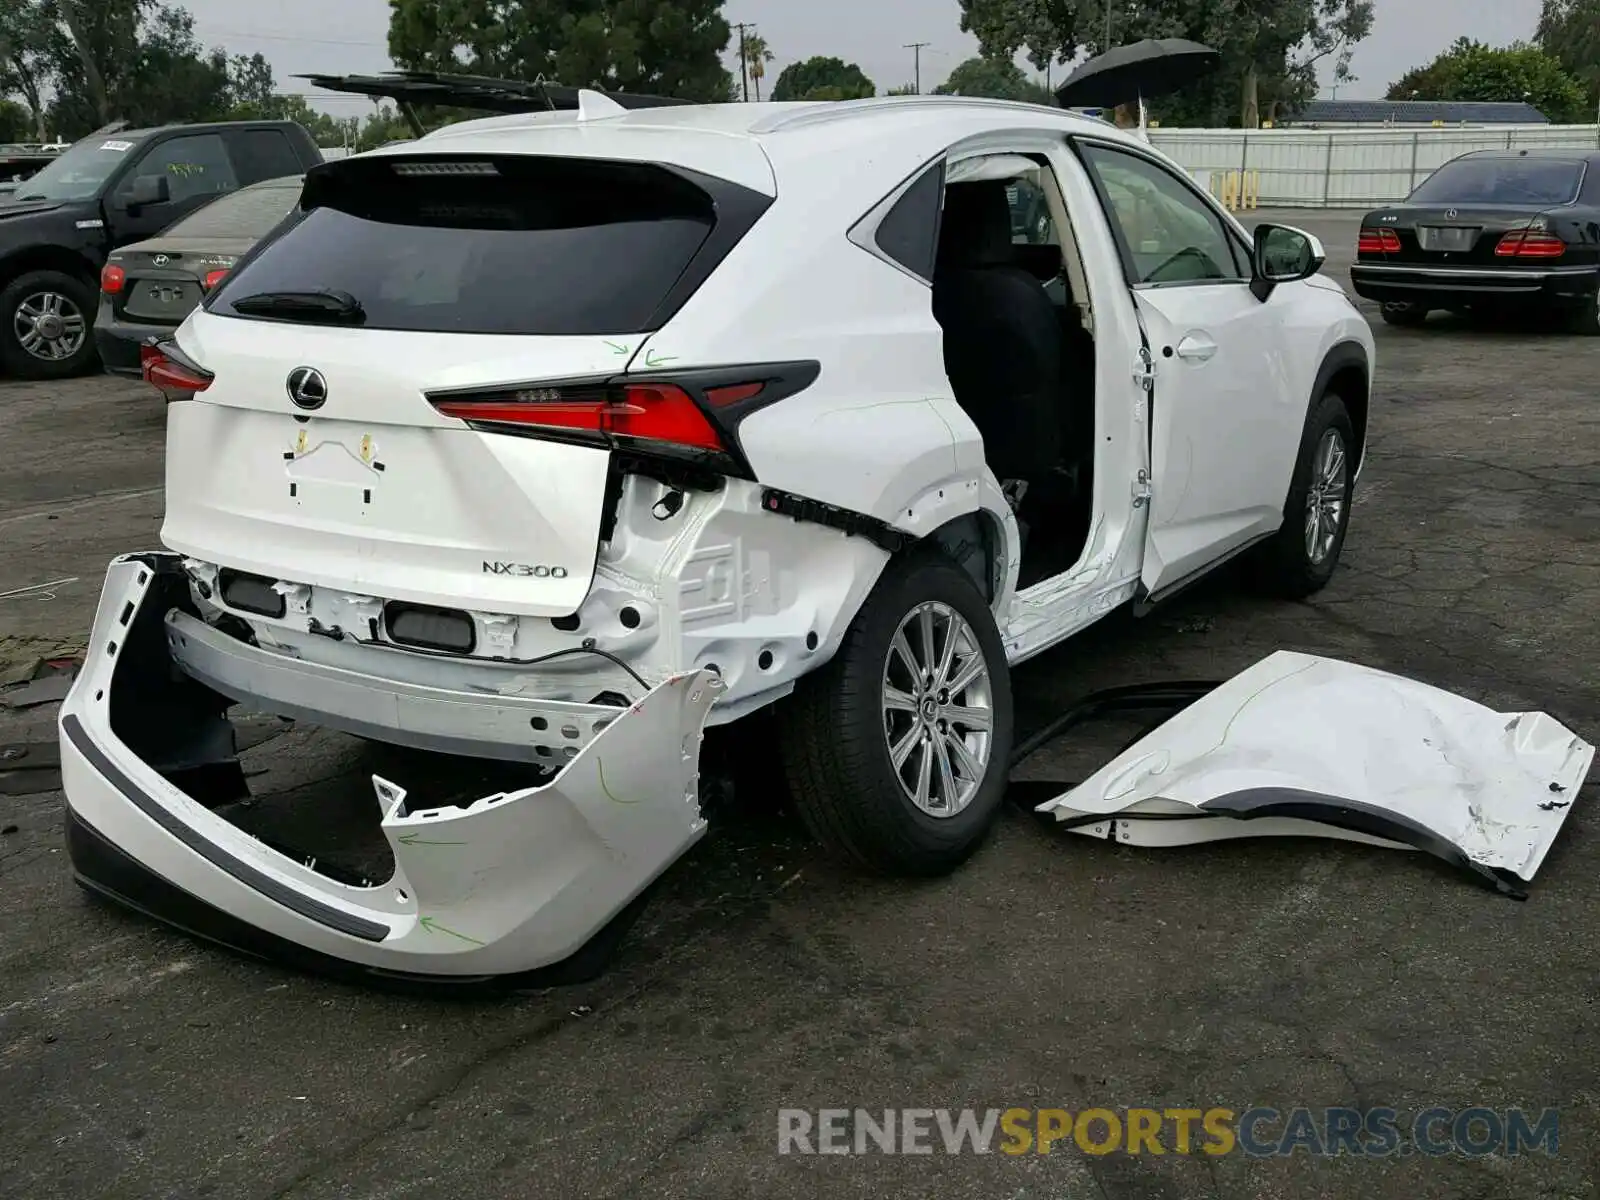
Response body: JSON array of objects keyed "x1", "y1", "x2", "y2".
[{"x1": 230, "y1": 289, "x2": 366, "y2": 324}]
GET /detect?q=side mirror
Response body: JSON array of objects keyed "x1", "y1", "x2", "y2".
[
  {"x1": 123, "y1": 173, "x2": 171, "y2": 213},
  {"x1": 1250, "y1": 223, "x2": 1324, "y2": 301}
]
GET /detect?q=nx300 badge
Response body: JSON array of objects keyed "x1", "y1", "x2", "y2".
[{"x1": 483, "y1": 561, "x2": 569, "y2": 578}]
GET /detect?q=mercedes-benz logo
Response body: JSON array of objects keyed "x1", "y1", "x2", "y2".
[
  {"x1": 1445, "y1": 208, "x2": 1458, "y2": 220},
  {"x1": 286, "y1": 366, "x2": 327, "y2": 411}
]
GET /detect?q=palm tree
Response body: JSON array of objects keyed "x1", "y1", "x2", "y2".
[{"x1": 743, "y1": 34, "x2": 776, "y2": 101}]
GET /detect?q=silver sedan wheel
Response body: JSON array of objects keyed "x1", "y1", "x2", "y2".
[
  {"x1": 13, "y1": 290, "x2": 87, "y2": 362},
  {"x1": 881, "y1": 601, "x2": 994, "y2": 818},
  {"x1": 1304, "y1": 427, "x2": 1349, "y2": 565}
]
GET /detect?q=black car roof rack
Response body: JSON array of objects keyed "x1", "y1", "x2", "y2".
[{"x1": 296, "y1": 71, "x2": 693, "y2": 137}]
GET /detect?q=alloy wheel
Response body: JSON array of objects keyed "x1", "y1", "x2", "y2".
[
  {"x1": 1304, "y1": 427, "x2": 1349, "y2": 565},
  {"x1": 881, "y1": 601, "x2": 995, "y2": 818},
  {"x1": 13, "y1": 290, "x2": 87, "y2": 362}
]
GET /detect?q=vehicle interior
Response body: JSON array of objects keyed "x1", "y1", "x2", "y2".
[{"x1": 930, "y1": 152, "x2": 1096, "y2": 590}]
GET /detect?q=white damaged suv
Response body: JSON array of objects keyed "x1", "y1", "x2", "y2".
[{"x1": 60, "y1": 91, "x2": 1374, "y2": 985}]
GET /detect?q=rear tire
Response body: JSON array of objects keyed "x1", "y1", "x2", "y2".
[
  {"x1": 0, "y1": 269, "x2": 100, "y2": 379},
  {"x1": 778, "y1": 550, "x2": 1013, "y2": 877},
  {"x1": 1379, "y1": 301, "x2": 1428, "y2": 328},
  {"x1": 1564, "y1": 290, "x2": 1600, "y2": 337},
  {"x1": 1248, "y1": 391, "x2": 1356, "y2": 600}
]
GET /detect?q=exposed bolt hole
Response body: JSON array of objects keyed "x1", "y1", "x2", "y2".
[
  {"x1": 593, "y1": 717, "x2": 614, "y2": 732},
  {"x1": 95, "y1": 690, "x2": 103, "y2": 702},
  {"x1": 757, "y1": 650, "x2": 774, "y2": 670},
  {"x1": 551, "y1": 614, "x2": 581, "y2": 632},
  {"x1": 396, "y1": 889, "x2": 409, "y2": 902},
  {"x1": 530, "y1": 716, "x2": 548, "y2": 731},
  {"x1": 137, "y1": 571, "x2": 149, "y2": 585},
  {"x1": 805, "y1": 631, "x2": 819, "y2": 651},
  {"x1": 563, "y1": 746, "x2": 577, "y2": 758},
  {"x1": 118, "y1": 602, "x2": 134, "y2": 626},
  {"x1": 536, "y1": 745, "x2": 552, "y2": 758},
  {"x1": 619, "y1": 606, "x2": 640, "y2": 629},
  {"x1": 107, "y1": 641, "x2": 117, "y2": 656},
  {"x1": 704, "y1": 662, "x2": 721, "y2": 677},
  {"x1": 561, "y1": 724, "x2": 580, "y2": 740}
]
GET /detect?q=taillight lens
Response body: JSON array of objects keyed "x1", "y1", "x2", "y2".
[
  {"x1": 1358, "y1": 228, "x2": 1401, "y2": 254},
  {"x1": 202, "y1": 268, "x2": 229, "y2": 290},
  {"x1": 101, "y1": 264, "x2": 125, "y2": 294},
  {"x1": 431, "y1": 382, "x2": 731, "y2": 454},
  {"x1": 140, "y1": 339, "x2": 214, "y2": 401},
  {"x1": 1496, "y1": 230, "x2": 1566, "y2": 258}
]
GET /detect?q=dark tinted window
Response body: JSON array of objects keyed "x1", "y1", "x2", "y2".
[
  {"x1": 874, "y1": 162, "x2": 945, "y2": 279},
  {"x1": 230, "y1": 129, "x2": 304, "y2": 183},
  {"x1": 166, "y1": 179, "x2": 302, "y2": 238},
  {"x1": 213, "y1": 155, "x2": 722, "y2": 335},
  {"x1": 125, "y1": 133, "x2": 239, "y2": 203},
  {"x1": 1409, "y1": 157, "x2": 1586, "y2": 205}
]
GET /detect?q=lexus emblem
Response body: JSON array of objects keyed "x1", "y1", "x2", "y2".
[
  {"x1": 152, "y1": 254, "x2": 170, "y2": 266},
  {"x1": 286, "y1": 366, "x2": 328, "y2": 411},
  {"x1": 1445, "y1": 208, "x2": 1458, "y2": 219}
]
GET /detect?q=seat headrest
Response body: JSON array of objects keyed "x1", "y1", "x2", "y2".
[{"x1": 937, "y1": 181, "x2": 1017, "y2": 270}]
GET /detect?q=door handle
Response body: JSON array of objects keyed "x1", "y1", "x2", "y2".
[{"x1": 1174, "y1": 334, "x2": 1218, "y2": 362}]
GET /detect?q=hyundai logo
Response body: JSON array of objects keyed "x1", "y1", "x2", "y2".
[
  {"x1": 152, "y1": 253, "x2": 170, "y2": 266},
  {"x1": 286, "y1": 366, "x2": 328, "y2": 411}
]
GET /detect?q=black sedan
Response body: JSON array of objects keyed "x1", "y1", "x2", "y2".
[
  {"x1": 94, "y1": 174, "x2": 303, "y2": 376},
  {"x1": 1349, "y1": 148, "x2": 1600, "y2": 334}
]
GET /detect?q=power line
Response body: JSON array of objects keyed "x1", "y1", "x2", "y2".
[
  {"x1": 904, "y1": 42, "x2": 930, "y2": 94},
  {"x1": 196, "y1": 28, "x2": 381, "y2": 48}
]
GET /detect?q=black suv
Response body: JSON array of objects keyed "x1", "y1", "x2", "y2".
[{"x1": 0, "y1": 120, "x2": 323, "y2": 379}]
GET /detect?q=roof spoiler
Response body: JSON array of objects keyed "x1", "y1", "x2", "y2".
[{"x1": 296, "y1": 71, "x2": 693, "y2": 137}]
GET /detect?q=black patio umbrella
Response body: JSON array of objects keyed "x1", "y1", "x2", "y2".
[{"x1": 1053, "y1": 38, "x2": 1220, "y2": 109}]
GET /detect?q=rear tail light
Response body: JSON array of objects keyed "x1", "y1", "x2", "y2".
[
  {"x1": 100, "y1": 264, "x2": 125, "y2": 294},
  {"x1": 1358, "y1": 228, "x2": 1401, "y2": 254},
  {"x1": 431, "y1": 382, "x2": 729, "y2": 453},
  {"x1": 427, "y1": 363, "x2": 821, "y2": 481},
  {"x1": 140, "y1": 338, "x2": 214, "y2": 401},
  {"x1": 1495, "y1": 230, "x2": 1566, "y2": 258},
  {"x1": 202, "y1": 268, "x2": 229, "y2": 290}
]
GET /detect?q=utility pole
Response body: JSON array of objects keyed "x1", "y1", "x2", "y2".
[
  {"x1": 904, "y1": 42, "x2": 930, "y2": 94},
  {"x1": 1103, "y1": 0, "x2": 1113, "y2": 51},
  {"x1": 735, "y1": 22, "x2": 752, "y2": 101}
]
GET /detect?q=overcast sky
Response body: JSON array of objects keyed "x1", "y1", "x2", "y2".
[{"x1": 181, "y1": 0, "x2": 1546, "y2": 113}]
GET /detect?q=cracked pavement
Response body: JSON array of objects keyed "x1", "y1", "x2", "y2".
[{"x1": 0, "y1": 210, "x2": 1596, "y2": 1200}]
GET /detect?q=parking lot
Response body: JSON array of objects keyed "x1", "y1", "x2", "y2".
[{"x1": 1, "y1": 209, "x2": 1596, "y2": 1199}]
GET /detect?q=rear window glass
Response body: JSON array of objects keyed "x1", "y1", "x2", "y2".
[
  {"x1": 1409, "y1": 157, "x2": 1585, "y2": 206},
  {"x1": 212, "y1": 155, "x2": 719, "y2": 335},
  {"x1": 168, "y1": 180, "x2": 301, "y2": 239}
]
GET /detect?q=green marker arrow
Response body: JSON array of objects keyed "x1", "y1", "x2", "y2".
[
  {"x1": 644, "y1": 349, "x2": 677, "y2": 368},
  {"x1": 604, "y1": 340, "x2": 630, "y2": 355},
  {"x1": 397, "y1": 832, "x2": 468, "y2": 846},
  {"x1": 419, "y1": 916, "x2": 485, "y2": 946}
]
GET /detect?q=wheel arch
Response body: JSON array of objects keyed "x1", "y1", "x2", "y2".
[
  {"x1": 1312, "y1": 340, "x2": 1371, "y2": 474},
  {"x1": 0, "y1": 245, "x2": 102, "y2": 291}
]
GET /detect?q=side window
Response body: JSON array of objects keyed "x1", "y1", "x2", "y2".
[
  {"x1": 127, "y1": 133, "x2": 239, "y2": 203},
  {"x1": 874, "y1": 162, "x2": 945, "y2": 280},
  {"x1": 1080, "y1": 143, "x2": 1245, "y2": 285},
  {"x1": 229, "y1": 129, "x2": 303, "y2": 184},
  {"x1": 1005, "y1": 177, "x2": 1056, "y2": 246}
]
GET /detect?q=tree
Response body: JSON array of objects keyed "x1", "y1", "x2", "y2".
[
  {"x1": 886, "y1": 83, "x2": 919, "y2": 95},
  {"x1": 934, "y1": 55, "x2": 1055, "y2": 103},
  {"x1": 741, "y1": 32, "x2": 775, "y2": 101},
  {"x1": 387, "y1": 0, "x2": 735, "y2": 103},
  {"x1": 0, "y1": 0, "x2": 56, "y2": 139},
  {"x1": 1537, "y1": 0, "x2": 1600, "y2": 106},
  {"x1": 770, "y1": 56, "x2": 875, "y2": 101},
  {"x1": 1387, "y1": 38, "x2": 1588, "y2": 123},
  {"x1": 955, "y1": 0, "x2": 1374, "y2": 127}
]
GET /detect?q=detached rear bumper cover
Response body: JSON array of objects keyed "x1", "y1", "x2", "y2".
[
  {"x1": 1038, "y1": 651, "x2": 1594, "y2": 896},
  {"x1": 60, "y1": 554, "x2": 723, "y2": 980}
]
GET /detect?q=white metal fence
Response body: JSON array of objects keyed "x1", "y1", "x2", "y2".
[{"x1": 1148, "y1": 124, "x2": 1600, "y2": 209}]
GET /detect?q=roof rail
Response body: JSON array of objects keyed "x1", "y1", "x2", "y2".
[{"x1": 297, "y1": 71, "x2": 693, "y2": 137}]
